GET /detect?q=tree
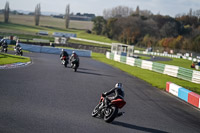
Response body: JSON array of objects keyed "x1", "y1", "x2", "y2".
[
  {"x1": 104, "y1": 18, "x2": 117, "y2": 38},
  {"x1": 65, "y1": 4, "x2": 70, "y2": 29},
  {"x1": 135, "y1": 6, "x2": 140, "y2": 15},
  {"x1": 4, "y1": 1, "x2": 10, "y2": 23},
  {"x1": 34, "y1": 4, "x2": 41, "y2": 26},
  {"x1": 103, "y1": 6, "x2": 133, "y2": 19},
  {"x1": 92, "y1": 16, "x2": 106, "y2": 35}
]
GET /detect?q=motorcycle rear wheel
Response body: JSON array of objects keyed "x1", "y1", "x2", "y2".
[{"x1": 104, "y1": 106, "x2": 118, "y2": 123}]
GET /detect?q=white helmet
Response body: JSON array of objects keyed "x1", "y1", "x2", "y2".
[
  {"x1": 62, "y1": 49, "x2": 64, "y2": 51},
  {"x1": 115, "y1": 83, "x2": 123, "y2": 89},
  {"x1": 72, "y1": 51, "x2": 75, "y2": 54}
]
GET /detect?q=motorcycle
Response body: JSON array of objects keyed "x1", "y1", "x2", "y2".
[
  {"x1": 15, "y1": 47, "x2": 23, "y2": 56},
  {"x1": 70, "y1": 59, "x2": 79, "y2": 72},
  {"x1": 91, "y1": 94, "x2": 126, "y2": 123},
  {"x1": 61, "y1": 56, "x2": 68, "y2": 67},
  {"x1": 1, "y1": 46, "x2": 7, "y2": 53}
]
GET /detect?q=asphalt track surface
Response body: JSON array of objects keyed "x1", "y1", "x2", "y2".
[{"x1": 0, "y1": 52, "x2": 200, "y2": 133}]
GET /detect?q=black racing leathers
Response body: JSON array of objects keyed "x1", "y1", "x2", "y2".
[
  {"x1": 103, "y1": 87, "x2": 124, "y2": 107},
  {"x1": 60, "y1": 51, "x2": 69, "y2": 58},
  {"x1": 104, "y1": 87, "x2": 124, "y2": 100}
]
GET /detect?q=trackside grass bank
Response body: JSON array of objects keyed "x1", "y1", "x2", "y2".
[
  {"x1": 92, "y1": 52, "x2": 200, "y2": 94},
  {"x1": 0, "y1": 53, "x2": 30, "y2": 65}
]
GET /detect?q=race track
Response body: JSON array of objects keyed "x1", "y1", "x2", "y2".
[{"x1": 0, "y1": 52, "x2": 200, "y2": 133}]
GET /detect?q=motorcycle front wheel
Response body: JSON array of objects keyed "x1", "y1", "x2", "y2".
[
  {"x1": 104, "y1": 106, "x2": 118, "y2": 123},
  {"x1": 91, "y1": 103, "x2": 101, "y2": 117}
]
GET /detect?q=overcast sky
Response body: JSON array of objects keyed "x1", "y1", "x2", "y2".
[{"x1": 0, "y1": 0, "x2": 200, "y2": 17}]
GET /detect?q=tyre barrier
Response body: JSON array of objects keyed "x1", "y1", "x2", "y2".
[{"x1": 166, "y1": 82, "x2": 200, "y2": 109}]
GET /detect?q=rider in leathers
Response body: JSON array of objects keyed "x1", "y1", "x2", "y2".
[
  {"x1": 70, "y1": 51, "x2": 79, "y2": 67},
  {"x1": 102, "y1": 83, "x2": 125, "y2": 107},
  {"x1": 60, "y1": 49, "x2": 69, "y2": 64}
]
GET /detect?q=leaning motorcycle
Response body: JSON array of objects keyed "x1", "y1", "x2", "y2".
[
  {"x1": 91, "y1": 94, "x2": 126, "y2": 123},
  {"x1": 61, "y1": 56, "x2": 68, "y2": 67},
  {"x1": 1, "y1": 46, "x2": 7, "y2": 53},
  {"x1": 15, "y1": 48, "x2": 23, "y2": 56},
  {"x1": 70, "y1": 59, "x2": 79, "y2": 72}
]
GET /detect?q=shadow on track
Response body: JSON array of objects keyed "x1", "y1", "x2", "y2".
[
  {"x1": 78, "y1": 68, "x2": 95, "y2": 71},
  {"x1": 76, "y1": 70, "x2": 113, "y2": 77},
  {"x1": 112, "y1": 121, "x2": 168, "y2": 133}
]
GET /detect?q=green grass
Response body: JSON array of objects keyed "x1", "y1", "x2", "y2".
[
  {"x1": 140, "y1": 56, "x2": 151, "y2": 60},
  {"x1": 7, "y1": 45, "x2": 29, "y2": 53},
  {"x1": 0, "y1": 14, "x2": 117, "y2": 44},
  {"x1": 0, "y1": 53, "x2": 30, "y2": 65},
  {"x1": 157, "y1": 57, "x2": 198, "y2": 70},
  {"x1": 134, "y1": 46, "x2": 146, "y2": 51},
  {"x1": 92, "y1": 53, "x2": 200, "y2": 94},
  {"x1": 68, "y1": 39, "x2": 111, "y2": 49}
]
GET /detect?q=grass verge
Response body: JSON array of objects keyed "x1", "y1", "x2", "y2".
[
  {"x1": 92, "y1": 52, "x2": 200, "y2": 94},
  {"x1": 157, "y1": 57, "x2": 197, "y2": 70},
  {"x1": 0, "y1": 53, "x2": 30, "y2": 65}
]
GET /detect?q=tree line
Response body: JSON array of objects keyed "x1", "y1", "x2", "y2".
[
  {"x1": 92, "y1": 6, "x2": 200, "y2": 54},
  {"x1": 2, "y1": 2, "x2": 70, "y2": 29}
]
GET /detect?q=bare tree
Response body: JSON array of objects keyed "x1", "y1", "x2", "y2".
[
  {"x1": 65, "y1": 4, "x2": 70, "y2": 29},
  {"x1": 103, "y1": 6, "x2": 133, "y2": 19},
  {"x1": 4, "y1": 1, "x2": 10, "y2": 23},
  {"x1": 35, "y1": 4, "x2": 41, "y2": 26}
]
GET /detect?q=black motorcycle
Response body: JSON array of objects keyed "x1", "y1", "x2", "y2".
[
  {"x1": 92, "y1": 94, "x2": 126, "y2": 123},
  {"x1": 15, "y1": 47, "x2": 23, "y2": 56},
  {"x1": 70, "y1": 59, "x2": 79, "y2": 72},
  {"x1": 1, "y1": 46, "x2": 7, "y2": 53}
]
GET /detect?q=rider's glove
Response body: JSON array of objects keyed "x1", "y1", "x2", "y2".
[{"x1": 102, "y1": 93, "x2": 106, "y2": 97}]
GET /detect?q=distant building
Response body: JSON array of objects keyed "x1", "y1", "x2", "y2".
[
  {"x1": 51, "y1": 12, "x2": 95, "y2": 21},
  {"x1": 71, "y1": 13, "x2": 95, "y2": 21},
  {"x1": 37, "y1": 31, "x2": 48, "y2": 35},
  {"x1": 54, "y1": 37, "x2": 69, "y2": 44},
  {"x1": 70, "y1": 15, "x2": 92, "y2": 21},
  {"x1": 52, "y1": 32, "x2": 77, "y2": 38},
  {"x1": 51, "y1": 15, "x2": 64, "y2": 19}
]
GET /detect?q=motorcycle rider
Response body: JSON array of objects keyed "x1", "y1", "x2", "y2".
[
  {"x1": 70, "y1": 51, "x2": 79, "y2": 67},
  {"x1": 15, "y1": 40, "x2": 22, "y2": 54},
  {"x1": 60, "y1": 49, "x2": 69, "y2": 59},
  {"x1": 102, "y1": 83, "x2": 125, "y2": 107},
  {"x1": 1, "y1": 40, "x2": 8, "y2": 52}
]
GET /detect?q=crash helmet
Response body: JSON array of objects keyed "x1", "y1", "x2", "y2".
[
  {"x1": 72, "y1": 51, "x2": 75, "y2": 54},
  {"x1": 115, "y1": 83, "x2": 123, "y2": 89}
]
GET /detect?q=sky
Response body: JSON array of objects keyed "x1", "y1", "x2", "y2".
[{"x1": 0, "y1": 0, "x2": 200, "y2": 17}]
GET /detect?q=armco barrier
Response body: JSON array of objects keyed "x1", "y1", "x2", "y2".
[
  {"x1": 166, "y1": 82, "x2": 200, "y2": 108},
  {"x1": 152, "y1": 62, "x2": 165, "y2": 73},
  {"x1": 164, "y1": 65, "x2": 179, "y2": 77},
  {"x1": 141, "y1": 60, "x2": 153, "y2": 70},
  {"x1": 20, "y1": 43, "x2": 91, "y2": 57},
  {"x1": 192, "y1": 71, "x2": 200, "y2": 84},
  {"x1": 106, "y1": 52, "x2": 200, "y2": 84},
  {"x1": 126, "y1": 57, "x2": 135, "y2": 66},
  {"x1": 177, "y1": 67, "x2": 193, "y2": 81}
]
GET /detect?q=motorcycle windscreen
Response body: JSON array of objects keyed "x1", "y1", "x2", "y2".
[{"x1": 111, "y1": 99, "x2": 126, "y2": 109}]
